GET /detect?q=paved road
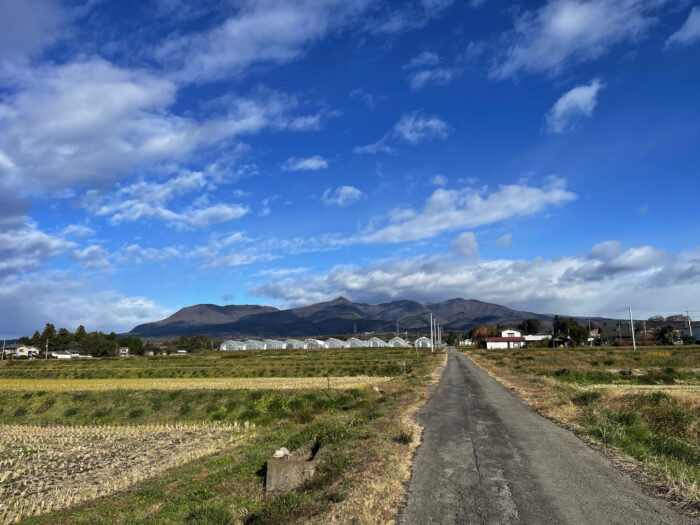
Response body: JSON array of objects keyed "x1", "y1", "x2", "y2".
[{"x1": 399, "y1": 349, "x2": 693, "y2": 525}]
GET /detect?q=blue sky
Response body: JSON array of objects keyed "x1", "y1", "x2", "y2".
[{"x1": 1, "y1": 0, "x2": 700, "y2": 336}]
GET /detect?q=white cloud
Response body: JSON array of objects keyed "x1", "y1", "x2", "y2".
[
  {"x1": 155, "y1": 0, "x2": 374, "y2": 84},
  {"x1": 282, "y1": 155, "x2": 329, "y2": 171},
  {"x1": 407, "y1": 67, "x2": 459, "y2": 90},
  {"x1": 496, "y1": 234, "x2": 512, "y2": 247},
  {"x1": 251, "y1": 241, "x2": 700, "y2": 318},
  {"x1": 431, "y1": 174, "x2": 448, "y2": 186},
  {"x1": 0, "y1": 224, "x2": 75, "y2": 279},
  {"x1": 69, "y1": 245, "x2": 113, "y2": 271},
  {"x1": 403, "y1": 51, "x2": 441, "y2": 69},
  {"x1": 60, "y1": 224, "x2": 96, "y2": 238},
  {"x1": 116, "y1": 244, "x2": 182, "y2": 265},
  {"x1": 322, "y1": 186, "x2": 366, "y2": 207},
  {"x1": 358, "y1": 178, "x2": 577, "y2": 243},
  {"x1": 491, "y1": 0, "x2": 670, "y2": 79},
  {"x1": 394, "y1": 110, "x2": 452, "y2": 143},
  {"x1": 666, "y1": 7, "x2": 700, "y2": 48},
  {"x1": 0, "y1": 273, "x2": 169, "y2": 337},
  {"x1": 356, "y1": 110, "x2": 451, "y2": 154},
  {"x1": 349, "y1": 89, "x2": 384, "y2": 110},
  {"x1": 0, "y1": 59, "x2": 318, "y2": 194},
  {"x1": 546, "y1": 79, "x2": 604, "y2": 134},
  {"x1": 450, "y1": 232, "x2": 479, "y2": 256}
]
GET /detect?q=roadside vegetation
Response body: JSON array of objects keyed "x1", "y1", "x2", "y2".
[
  {"x1": 1, "y1": 347, "x2": 444, "y2": 524},
  {"x1": 464, "y1": 346, "x2": 700, "y2": 511}
]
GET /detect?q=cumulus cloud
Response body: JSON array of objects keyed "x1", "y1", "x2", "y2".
[
  {"x1": 0, "y1": 59, "x2": 319, "y2": 194},
  {"x1": 321, "y1": 186, "x2": 365, "y2": 207},
  {"x1": 355, "y1": 110, "x2": 451, "y2": 154},
  {"x1": 450, "y1": 232, "x2": 479, "y2": 256},
  {"x1": 0, "y1": 274, "x2": 169, "y2": 337},
  {"x1": 403, "y1": 52, "x2": 461, "y2": 90},
  {"x1": 0, "y1": 224, "x2": 75, "y2": 279},
  {"x1": 546, "y1": 79, "x2": 604, "y2": 134},
  {"x1": 251, "y1": 241, "x2": 700, "y2": 317},
  {"x1": 666, "y1": 7, "x2": 700, "y2": 48},
  {"x1": 357, "y1": 178, "x2": 577, "y2": 243},
  {"x1": 491, "y1": 0, "x2": 670, "y2": 79},
  {"x1": 282, "y1": 155, "x2": 329, "y2": 171},
  {"x1": 84, "y1": 166, "x2": 250, "y2": 229},
  {"x1": 68, "y1": 245, "x2": 113, "y2": 271}
]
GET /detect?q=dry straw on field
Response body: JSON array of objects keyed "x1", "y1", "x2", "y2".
[
  {"x1": 0, "y1": 422, "x2": 250, "y2": 523},
  {"x1": 0, "y1": 376, "x2": 392, "y2": 392}
]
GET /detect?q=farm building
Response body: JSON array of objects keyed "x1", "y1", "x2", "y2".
[
  {"x1": 388, "y1": 337, "x2": 410, "y2": 348},
  {"x1": 346, "y1": 337, "x2": 364, "y2": 347},
  {"x1": 484, "y1": 337, "x2": 526, "y2": 350},
  {"x1": 523, "y1": 334, "x2": 551, "y2": 343},
  {"x1": 284, "y1": 339, "x2": 304, "y2": 350},
  {"x1": 414, "y1": 336, "x2": 432, "y2": 348},
  {"x1": 501, "y1": 328, "x2": 522, "y2": 338},
  {"x1": 244, "y1": 340, "x2": 265, "y2": 351},
  {"x1": 367, "y1": 337, "x2": 387, "y2": 347},
  {"x1": 324, "y1": 338, "x2": 346, "y2": 348},
  {"x1": 304, "y1": 339, "x2": 325, "y2": 349},
  {"x1": 264, "y1": 339, "x2": 285, "y2": 350},
  {"x1": 220, "y1": 340, "x2": 246, "y2": 351}
]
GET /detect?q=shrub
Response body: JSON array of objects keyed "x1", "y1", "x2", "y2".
[{"x1": 571, "y1": 391, "x2": 602, "y2": 406}]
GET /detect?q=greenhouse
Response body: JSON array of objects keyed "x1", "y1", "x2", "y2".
[
  {"x1": 367, "y1": 337, "x2": 387, "y2": 347},
  {"x1": 388, "y1": 337, "x2": 410, "y2": 348},
  {"x1": 264, "y1": 339, "x2": 284, "y2": 350},
  {"x1": 244, "y1": 339, "x2": 265, "y2": 351},
  {"x1": 324, "y1": 337, "x2": 346, "y2": 348},
  {"x1": 346, "y1": 337, "x2": 364, "y2": 347},
  {"x1": 414, "y1": 336, "x2": 432, "y2": 348},
  {"x1": 219, "y1": 340, "x2": 246, "y2": 351},
  {"x1": 304, "y1": 338, "x2": 325, "y2": 349},
  {"x1": 284, "y1": 339, "x2": 304, "y2": 350}
]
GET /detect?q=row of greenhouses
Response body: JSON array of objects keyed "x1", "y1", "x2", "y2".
[{"x1": 219, "y1": 336, "x2": 431, "y2": 351}]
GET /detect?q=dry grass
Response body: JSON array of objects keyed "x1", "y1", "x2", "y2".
[
  {"x1": 0, "y1": 376, "x2": 393, "y2": 392},
  {"x1": 0, "y1": 422, "x2": 248, "y2": 523},
  {"x1": 317, "y1": 352, "x2": 448, "y2": 525}
]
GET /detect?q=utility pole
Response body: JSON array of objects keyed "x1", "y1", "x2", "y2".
[
  {"x1": 618, "y1": 321, "x2": 622, "y2": 343},
  {"x1": 429, "y1": 313, "x2": 434, "y2": 353},
  {"x1": 687, "y1": 308, "x2": 693, "y2": 338},
  {"x1": 1, "y1": 339, "x2": 4, "y2": 361},
  {"x1": 643, "y1": 320, "x2": 647, "y2": 346},
  {"x1": 629, "y1": 307, "x2": 637, "y2": 351},
  {"x1": 45, "y1": 338, "x2": 49, "y2": 360}
]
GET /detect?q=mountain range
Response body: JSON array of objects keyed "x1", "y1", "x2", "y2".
[{"x1": 128, "y1": 297, "x2": 557, "y2": 338}]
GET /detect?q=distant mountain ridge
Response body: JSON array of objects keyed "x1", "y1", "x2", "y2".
[{"x1": 128, "y1": 297, "x2": 554, "y2": 338}]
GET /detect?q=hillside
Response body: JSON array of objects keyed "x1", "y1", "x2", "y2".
[{"x1": 128, "y1": 297, "x2": 553, "y2": 338}]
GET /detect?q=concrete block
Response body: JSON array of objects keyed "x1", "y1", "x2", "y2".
[{"x1": 265, "y1": 441, "x2": 319, "y2": 497}]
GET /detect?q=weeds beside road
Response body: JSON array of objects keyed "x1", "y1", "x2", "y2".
[{"x1": 463, "y1": 346, "x2": 700, "y2": 512}]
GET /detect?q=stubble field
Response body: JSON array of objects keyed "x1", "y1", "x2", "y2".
[{"x1": 0, "y1": 347, "x2": 443, "y2": 524}]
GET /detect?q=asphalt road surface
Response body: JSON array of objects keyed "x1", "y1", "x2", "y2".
[{"x1": 399, "y1": 349, "x2": 694, "y2": 525}]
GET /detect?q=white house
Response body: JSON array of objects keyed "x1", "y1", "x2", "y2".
[
  {"x1": 414, "y1": 336, "x2": 432, "y2": 348},
  {"x1": 304, "y1": 338, "x2": 325, "y2": 349},
  {"x1": 501, "y1": 329, "x2": 522, "y2": 338},
  {"x1": 484, "y1": 337, "x2": 526, "y2": 350},
  {"x1": 388, "y1": 336, "x2": 410, "y2": 348},
  {"x1": 15, "y1": 346, "x2": 40, "y2": 358},
  {"x1": 324, "y1": 338, "x2": 346, "y2": 348}
]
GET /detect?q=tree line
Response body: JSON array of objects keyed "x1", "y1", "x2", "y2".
[{"x1": 18, "y1": 325, "x2": 220, "y2": 357}]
